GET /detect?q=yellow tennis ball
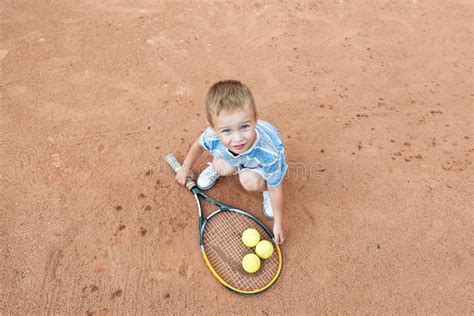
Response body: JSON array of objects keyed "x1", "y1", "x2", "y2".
[
  {"x1": 242, "y1": 228, "x2": 260, "y2": 247},
  {"x1": 255, "y1": 240, "x2": 274, "y2": 259},
  {"x1": 242, "y1": 253, "x2": 261, "y2": 273}
]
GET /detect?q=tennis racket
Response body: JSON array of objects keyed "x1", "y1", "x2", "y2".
[{"x1": 165, "y1": 154, "x2": 283, "y2": 294}]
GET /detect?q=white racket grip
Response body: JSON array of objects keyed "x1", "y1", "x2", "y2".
[
  {"x1": 165, "y1": 154, "x2": 182, "y2": 172},
  {"x1": 164, "y1": 154, "x2": 196, "y2": 190}
]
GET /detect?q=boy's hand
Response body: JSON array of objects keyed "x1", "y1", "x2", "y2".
[
  {"x1": 273, "y1": 222, "x2": 284, "y2": 245},
  {"x1": 175, "y1": 165, "x2": 194, "y2": 186}
]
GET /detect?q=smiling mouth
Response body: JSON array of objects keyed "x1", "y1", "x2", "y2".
[{"x1": 233, "y1": 144, "x2": 246, "y2": 149}]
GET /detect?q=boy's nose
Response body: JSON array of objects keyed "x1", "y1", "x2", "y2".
[{"x1": 233, "y1": 132, "x2": 244, "y2": 142}]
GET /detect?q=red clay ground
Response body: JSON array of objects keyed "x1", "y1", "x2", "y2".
[{"x1": 1, "y1": 0, "x2": 473, "y2": 314}]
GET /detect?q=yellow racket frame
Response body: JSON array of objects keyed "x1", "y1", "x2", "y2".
[{"x1": 202, "y1": 243, "x2": 282, "y2": 294}]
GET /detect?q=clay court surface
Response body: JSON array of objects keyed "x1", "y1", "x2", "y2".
[{"x1": 1, "y1": 0, "x2": 473, "y2": 314}]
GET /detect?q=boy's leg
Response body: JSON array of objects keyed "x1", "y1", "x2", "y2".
[
  {"x1": 239, "y1": 169, "x2": 267, "y2": 192},
  {"x1": 239, "y1": 169, "x2": 274, "y2": 219},
  {"x1": 212, "y1": 157, "x2": 237, "y2": 176},
  {"x1": 197, "y1": 157, "x2": 236, "y2": 190}
]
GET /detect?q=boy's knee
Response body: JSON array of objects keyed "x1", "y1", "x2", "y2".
[
  {"x1": 213, "y1": 159, "x2": 236, "y2": 176},
  {"x1": 239, "y1": 171, "x2": 265, "y2": 192}
]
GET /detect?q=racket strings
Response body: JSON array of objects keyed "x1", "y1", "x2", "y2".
[{"x1": 202, "y1": 210, "x2": 280, "y2": 292}]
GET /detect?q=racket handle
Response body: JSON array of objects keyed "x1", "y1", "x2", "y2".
[{"x1": 164, "y1": 154, "x2": 196, "y2": 191}]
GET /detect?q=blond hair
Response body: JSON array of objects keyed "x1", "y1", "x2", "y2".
[{"x1": 205, "y1": 80, "x2": 256, "y2": 126}]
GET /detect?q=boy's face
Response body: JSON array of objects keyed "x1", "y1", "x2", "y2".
[{"x1": 211, "y1": 108, "x2": 257, "y2": 154}]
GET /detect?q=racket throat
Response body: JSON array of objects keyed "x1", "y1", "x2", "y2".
[{"x1": 199, "y1": 217, "x2": 206, "y2": 246}]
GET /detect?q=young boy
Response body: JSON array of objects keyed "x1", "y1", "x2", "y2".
[{"x1": 175, "y1": 80, "x2": 288, "y2": 244}]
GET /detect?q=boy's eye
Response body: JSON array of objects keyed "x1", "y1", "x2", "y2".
[
  {"x1": 241, "y1": 124, "x2": 250, "y2": 129},
  {"x1": 221, "y1": 129, "x2": 231, "y2": 134}
]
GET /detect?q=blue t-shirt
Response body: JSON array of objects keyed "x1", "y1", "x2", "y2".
[{"x1": 199, "y1": 120, "x2": 288, "y2": 188}]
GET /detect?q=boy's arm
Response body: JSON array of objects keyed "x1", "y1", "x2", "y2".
[
  {"x1": 268, "y1": 185, "x2": 284, "y2": 245},
  {"x1": 182, "y1": 139, "x2": 205, "y2": 171},
  {"x1": 175, "y1": 139, "x2": 204, "y2": 185}
]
